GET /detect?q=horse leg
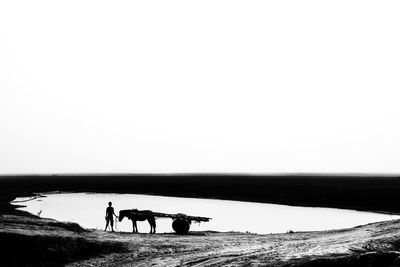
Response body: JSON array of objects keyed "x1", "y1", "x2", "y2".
[
  {"x1": 152, "y1": 218, "x2": 156, "y2": 234},
  {"x1": 132, "y1": 220, "x2": 136, "y2": 233},
  {"x1": 134, "y1": 221, "x2": 138, "y2": 233},
  {"x1": 149, "y1": 218, "x2": 156, "y2": 234},
  {"x1": 148, "y1": 219, "x2": 152, "y2": 234}
]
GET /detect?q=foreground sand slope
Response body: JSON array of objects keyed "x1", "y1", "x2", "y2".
[
  {"x1": 2, "y1": 214, "x2": 400, "y2": 266},
  {"x1": 69, "y1": 220, "x2": 400, "y2": 266}
]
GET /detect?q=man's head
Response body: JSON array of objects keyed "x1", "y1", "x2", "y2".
[{"x1": 108, "y1": 202, "x2": 112, "y2": 206}]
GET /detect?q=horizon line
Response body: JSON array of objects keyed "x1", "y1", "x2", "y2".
[{"x1": 1, "y1": 172, "x2": 400, "y2": 177}]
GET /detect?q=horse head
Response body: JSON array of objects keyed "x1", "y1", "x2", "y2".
[{"x1": 119, "y1": 210, "x2": 129, "y2": 222}]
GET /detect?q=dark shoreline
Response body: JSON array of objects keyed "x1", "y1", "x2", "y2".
[{"x1": 2, "y1": 174, "x2": 400, "y2": 215}]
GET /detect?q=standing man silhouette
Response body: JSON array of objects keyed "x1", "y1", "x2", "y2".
[{"x1": 105, "y1": 202, "x2": 118, "y2": 231}]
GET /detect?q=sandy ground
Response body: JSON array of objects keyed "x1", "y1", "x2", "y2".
[
  {"x1": 2, "y1": 213, "x2": 400, "y2": 266},
  {"x1": 69, "y1": 222, "x2": 400, "y2": 266}
]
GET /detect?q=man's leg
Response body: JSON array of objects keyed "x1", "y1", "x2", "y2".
[{"x1": 105, "y1": 219, "x2": 109, "y2": 231}]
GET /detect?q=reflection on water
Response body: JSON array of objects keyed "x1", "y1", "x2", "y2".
[{"x1": 13, "y1": 193, "x2": 399, "y2": 234}]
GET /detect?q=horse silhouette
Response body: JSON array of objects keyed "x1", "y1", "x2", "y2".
[{"x1": 119, "y1": 209, "x2": 156, "y2": 234}]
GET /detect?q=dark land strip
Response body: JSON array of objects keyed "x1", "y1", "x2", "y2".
[{"x1": 2, "y1": 174, "x2": 400, "y2": 214}]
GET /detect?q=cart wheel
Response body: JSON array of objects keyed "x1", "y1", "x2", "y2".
[{"x1": 172, "y1": 218, "x2": 190, "y2": 234}]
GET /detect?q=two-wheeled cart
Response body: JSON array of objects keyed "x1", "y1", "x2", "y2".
[{"x1": 151, "y1": 212, "x2": 211, "y2": 234}]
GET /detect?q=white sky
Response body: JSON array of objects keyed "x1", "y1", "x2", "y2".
[{"x1": 0, "y1": 1, "x2": 399, "y2": 174}]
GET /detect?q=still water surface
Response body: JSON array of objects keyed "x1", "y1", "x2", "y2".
[{"x1": 13, "y1": 192, "x2": 399, "y2": 234}]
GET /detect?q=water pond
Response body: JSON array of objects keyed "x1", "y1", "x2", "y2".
[{"x1": 12, "y1": 192, "x2": 399, "y2": 234}]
